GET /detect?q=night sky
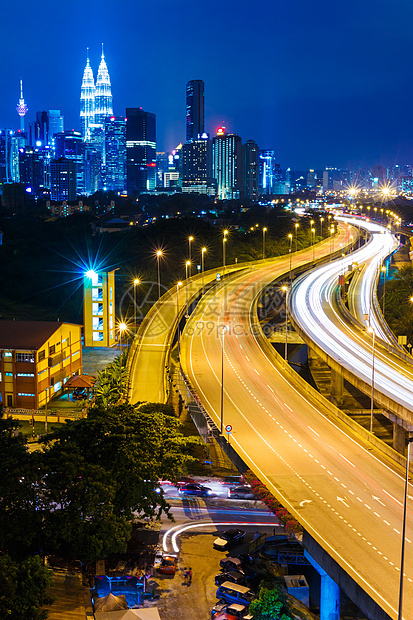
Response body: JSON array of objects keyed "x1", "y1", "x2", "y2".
[{"x1": 1, "y1": 0, "x2": 413, "y2": 170}]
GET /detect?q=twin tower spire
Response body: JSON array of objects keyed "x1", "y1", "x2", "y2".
[{"x1": 80, "y1": 46, "x2": 113, "y2": 140}]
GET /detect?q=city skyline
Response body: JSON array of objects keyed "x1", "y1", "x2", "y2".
[{"x1": 1, "y1": 0, "x2": 413, "y2": 171}]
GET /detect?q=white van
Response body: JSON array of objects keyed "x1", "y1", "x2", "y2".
[{"x1": 215, "y1": 582, "x2": 255, "y2": 606}]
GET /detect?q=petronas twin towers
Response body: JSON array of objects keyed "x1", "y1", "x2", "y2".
[{"x1": 80, "y1": 46, "x2": 113, "y2": 140}]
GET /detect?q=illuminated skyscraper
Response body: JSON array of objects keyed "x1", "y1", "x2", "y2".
[
  {"x1": 94, "y1": 46, "x2": 113, "y2": 126},
  {"x1": 212, "y1": 128, "x2": 243, "y2": 200},
  {"x1": 126, "y1": 108, "x2": 156, "y2": 194},
  {"x1": 243, "y1": 140, "x2": 259, "y2": 200},
  {"x1": 80, "y1": 51, "x2": 95, "y2": 140},
  {"x1": 186, "y1": 80, "x2": 204, "y2": 142},
  {"x1": 105, "y1": 116, "x2": 126, "y2": 192}
]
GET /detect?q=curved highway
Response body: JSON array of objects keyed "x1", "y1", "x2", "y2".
[
  {"x1": 289, "y1": 217, "x2": 413, "y2": 421},
  {"x1": 180, "y1": 223, "x2": 413, "y2": 619}
]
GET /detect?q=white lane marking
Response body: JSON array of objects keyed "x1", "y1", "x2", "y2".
[
  {"x1": 382, "y1": 489, "x2": 403, "y2": 507},
  {"x1": 308, "y1": 426, "x2": 319, "y2": 436},
  {"x1": 339, "y1": 454, "x2": 356, "y2": 467}
]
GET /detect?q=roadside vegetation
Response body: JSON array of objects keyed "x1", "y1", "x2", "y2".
[{"x1": 381, "y1": 264, "x2": 413, "y2": 344}]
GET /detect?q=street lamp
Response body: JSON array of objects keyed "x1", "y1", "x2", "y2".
[
  {"x1": 185, "y1": 260, "x2": 191, "y2": 318},
  {"x1": 398, "y1": 435, "x2": 413, "y2": 620},
  {"x1": 201, "y1": 247, "x2": 207, "y2": 289},
  {"x1": 156, "y1": 250, "x2": 163, "y2": 300},
  {"x1": 330, "y1": 226, "x2": 335, "y2": 260},
  {"x1": 381, "y1": 266, "x2": 386, "y2": 316},
  {"x1": 288, "y1": 233, "x2": 293, "y2": 282},
  {"x1": 176, "y1": 281, "x2": 183, "y2": 360},
  {"x1": 220, "y1": 324, "x2": 227, "y2": 435},
  {"x1": 294, "y1": 223, "x2": 299, "y2": 253},
  {"x1": 281, "y1": 285, "x2": 288, "y2": 361},
  {"x1": 367, "y1": 324, "x2": 376, "y2": 434},
  {"x1": 133, "y1": 278, "x2": 140, "y2": 330},
  {"x1": 311, "y1": 228, "x2": 315, "y2": 262},
  {"x1": 262, "y1": 227, "x2": 267, "y2": 260},
  {"x1": 320, "y1": 217, "x2": 324, "y2": 238},
  {"x1": 223, "y1": 230, "x2": 228, "y2": 277},
  {"x1": 118, "y1": 322, "x2": 127, "y2": 354},
  {"x1": 188, "y1": 236, "x2": 194, "y2": 277}
]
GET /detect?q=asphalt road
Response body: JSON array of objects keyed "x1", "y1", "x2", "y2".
[{"x1": 180, "y1": 226, "x2": 413, "y2": 620}]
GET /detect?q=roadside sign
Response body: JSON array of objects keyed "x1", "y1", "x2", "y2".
[
  {"x1": 225, "y1": 424, "x2": 232, "y2": 433},
  {"x1": 216, "y1": 273, "x2": 221, "y2": 281}
]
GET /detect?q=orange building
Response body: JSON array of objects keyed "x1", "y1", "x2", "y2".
[{"x1": 0, "y1": 321, "x2": 82, "y2": 409}]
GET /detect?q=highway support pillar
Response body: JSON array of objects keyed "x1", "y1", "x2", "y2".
[
  {"x1": 304, "y1": 551, "x2": 340, "y2": 620},
  {"x1": 330, "y1": 367, "x2": 343, "y2": 407},
  {"x1": 393, "y1": 421, "x2": 406, "y2": 454}
]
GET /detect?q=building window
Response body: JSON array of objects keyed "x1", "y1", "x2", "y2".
[
  {"x1": 17, "y1": 373, "x2": 35, "y2": 377},
  {"x1": 16, "y1": 352, "x2": 35, "y2": 363},
  {"x1": 4, "y1": 351, "x2": 12, "y2": 358},
  {"x1": 38, "y1": 350, "x2": 45, "y2": 361},
  {"x1": 93, "y1": 332, "x2": 103, "y2": 342},
  {"x1": 18, "y1": 393, "x2": 35, "y2": 397},
  {"x1": 49, "y1": 345, "x2": 55, "y2": 355},
  {"x1": 5, "y1": 372, "x2": 13, "y2": 377}
]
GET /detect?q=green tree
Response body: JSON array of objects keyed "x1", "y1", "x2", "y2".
[
  {"x1": 0, "y1": 554, "x2": 54, "y2": 619},
  {"x1": 249, "y1": 583, "x2": 292, "y2": 620},
  {"x1": 382, "y1": 265, "x2": 413, "y2": 342},
  {"x1": 93, "y1": 352, "x2": 129, "y2": 406},
  {"x1": 0, "y1": 409, "x2": 39, "y2": 559},
  {"x1": 40, "y1": 401, "x2": 199, "y2": 562}
]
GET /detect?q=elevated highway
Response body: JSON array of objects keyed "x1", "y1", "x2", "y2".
[{"x1": 180, "y1": 223, "x2": 413, "y2": 619}]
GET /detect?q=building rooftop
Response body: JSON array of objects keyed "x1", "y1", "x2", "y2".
[{"x1": 0, "y1": 320, "x2": 80, "y2": 350}]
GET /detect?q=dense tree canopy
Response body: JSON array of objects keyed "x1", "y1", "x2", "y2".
[
  {"x1": 382, "y1": 265, "x2": 413, "y2": 343},
  {"x1": 249, "y1": 583, "x2": 292, "y2": 620}
]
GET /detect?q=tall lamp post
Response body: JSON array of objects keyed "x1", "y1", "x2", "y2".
[
  {"x1": 176, "y1": 281, "x2": 182, "y2": 360},
  {"x1": 398, "y1": 435, "x2": 413, "y2": 620},
  {"x1": 320, "y1": 217, "x2": 324, "y2": 239},
  {"x1": 220, "y1": 324, "x2": 227, "y2": 435},
  {"x1": 311, "y1": 227, "x2": 315, "y2": 262},
  {"x1": 381, "y1": 266, "x2": 386, "y2": 316},
  {"x1": 288, "y1": 233, "x2": 293, "y2": 282},
  {"x1": 133, "y1": 278, "x2": 140, "y2": 330},
  {"x1": 367, "y1": 324, "x2": 376, "y2": 434},
  {"x1": 118, "y1": 322, "x2": 127, "y2": 354},
  {"x1": 294, "y1": 223, "x2": 299, "y2": 253},
  {"x1": 156, "y1": 250, "x2": 163, "y2": 300},
  {"x1": 188, "y1": 236, "x2": 194, "y2": 277},
  {"x1": 281, "y1": 285, "x2": 288, "y2": 361},
  {"x1": 201, "y1": 247, "x2": 207, "y2": 289},
  {"x1": 185, "y1": 260, "x2": 191, "y2": 318},
  {"x1": 262, "y1": 227, "x2": 267, "y2": 260},
  {"x1": 223, "y1": 230, "x2": 228, "y2": 277}
]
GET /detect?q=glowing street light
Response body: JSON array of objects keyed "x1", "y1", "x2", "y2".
[
  {"x1": 320, "y1": 217, "x2": 324, "y2": 239},
  {"x1": 381, "y1": 266, "x2": 386, "y2": 315},
  {"x1": 176, "y1": 281, "x2": 183, "y2": 360},
  {"x1": 220, "y1": 324, "x2": 228, "y2": 435},
  {"x1": 185, "y1": 260, "x2": 191, "y2": 318},
  {"x1": 398, "y1": 435, "x2": 413, "y2": 620},
  {"x1": 262, "y1": 227, "x2": 267, "y2": 260},
  {"x1": 288, "y1": 233, "x2": 293, "y2": 282},
  {"x1": 201, "y1": 247, "x2": 207, "y2": 288},
  {"x1": 188, "y1": 236, "x2": 194, "y2": 277},
  {"x1": 294, "y1": 223, "x2": 299, "y2": 253},
  {"x1": 223, "y1": 230, "x2": 228, "y2": 277},
  {"x1": 118, "y1": 321, "x2": 127, "y2": 354},
  {"x1": 156, "y1": 250, "x2": 163, "y2": 300},
  {"x1": 311, "y1": 228, "x2": 315, "y2": 262},
  {"x1": 133, "y1": 278, "x2": 140, "y2": 330},
  {"x1": 281, "y1": 285, "x2": 288, "y2": 361},
  {"x1": 367, "y1": 324, "x2": 376, "y2": 434}
]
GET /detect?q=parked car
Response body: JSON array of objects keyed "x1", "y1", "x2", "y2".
[
  {"x1": 178, "y1": 483, "x2": 212, "y2": 497},
  {"x1": 158, "y1": 555, "x2": 177, "y2": 575},
  {"x1": 228, "y1": 486, "x2": 255, "y2": 500},
  {"x1": 216, "y1": 582, "x2": 255, "y2": 607},
  {"x1": 215, "y1": 571, "x2": 247, "y2": 586},
  {"x1": 212, "y1": 602, "x2": 253, "y2": 620},
  {"x1": 213, "y1": 529, "x2": 246, "y2": 551},
  {"x1": 219, "y1": 557, "x2": 244, "y2": 573}
]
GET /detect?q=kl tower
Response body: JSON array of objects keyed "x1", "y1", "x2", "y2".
[{"x1": 16, "y1": 78, "x2": 28, "y2": 132}]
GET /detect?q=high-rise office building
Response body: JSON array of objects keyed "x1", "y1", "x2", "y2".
[
  {"x1": 212, "y1": 128, "x2": 243, "y2": 200},
  {"x1": 54, "y1": 130, "x2": 85, "y2": 196},
  {"x1": 50, "y1": 158, "x2": 77, "y2": 201},
  {"x1": 243, "y1": 140, "x2": 259, "y2": 200},
  {"x1": 181, "y1": 134, "x2": 215, "y2": 194},
  {"x1": 34, "y1": 110, "x2": 64, "y2": 147},
  {"x1": 105, "y1": 116, "x2": 126, "y2": 192},
  {"x1": 94, "y1": 48, "x2": 113, "y2": 127},
  {"x1": 259, "y1": 150, "x2": 278, "y2": 195},
  {"x1": 126, "y1": 108, "x2": 156, "y2": 195},
  {"x1": 186, "y1": 80, "x2": 204, "y2": 142},
  {"x1": 80, "y1": 52, "x2": 95, "y2": 140},
  {"x1": 0, "y1": 130, "x2": 13, "y2": 184}
]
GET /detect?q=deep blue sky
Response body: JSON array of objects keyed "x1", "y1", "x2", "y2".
[{"x1": 1, "y1": 0, "x2": 413, "y2": 170}]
